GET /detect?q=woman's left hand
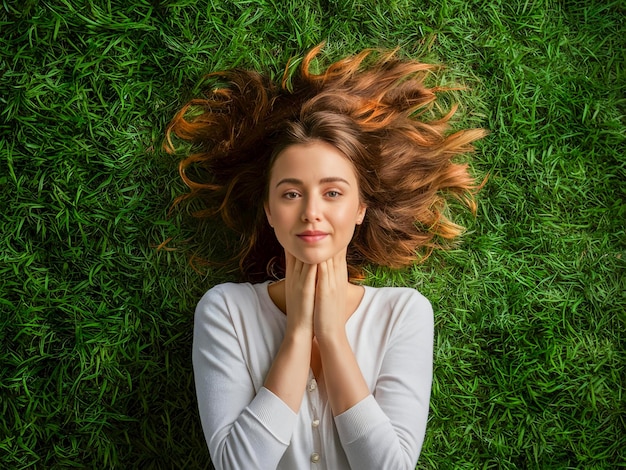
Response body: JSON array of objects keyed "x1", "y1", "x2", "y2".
[
  {"x1": 313, "y1": 249, "x2": 370, "y2": 416},
  {"x1": 313, "y1": 249, "x2": 349, "y2": 342}
]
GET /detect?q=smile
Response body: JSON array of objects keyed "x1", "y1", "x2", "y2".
[{"x1": 296, "y1": 231, "x2": 329, "y2": 243}]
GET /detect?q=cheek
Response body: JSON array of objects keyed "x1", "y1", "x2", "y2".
[
  {"x1": 333, "y1": 204, "x2": 362, "y2": 231},
  {"x1": 267, "y1": 202, "x2": 294, "y2": 231}
]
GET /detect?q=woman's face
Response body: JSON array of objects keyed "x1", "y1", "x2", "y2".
[{"x1": 264, "y1": 141, "x2": 366, "y2": 266}]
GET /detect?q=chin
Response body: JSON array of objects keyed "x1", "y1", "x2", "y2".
[
  {"x1": 291, "y1": 248, "x2": 346, "y2": 266},
  {"x1": 292, "y1": 254, "x2": 328, "y2": 265}
]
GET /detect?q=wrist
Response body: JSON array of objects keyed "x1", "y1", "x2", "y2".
[
  {"x1": 315, "y1": 328, "x2": 348, "y2": 348},
  {"x1": 284, "y1": 325, "x2": 314, "y2": 343}
]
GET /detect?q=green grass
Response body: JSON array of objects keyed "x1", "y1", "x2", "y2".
[{"x1": 1, "y1": 0, "x2": 624, "y2": 468}]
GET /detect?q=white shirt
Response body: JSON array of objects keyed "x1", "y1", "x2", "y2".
[{"x1": 192, "y1": 281, "x2": 433, "y2": 469}]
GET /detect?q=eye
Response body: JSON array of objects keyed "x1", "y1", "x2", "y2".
[
  {"x1": 326, "y1": 190, "x2": 341, "y2": 198},
  {"x1": 283, "y1": 191, "x2": 300, "y2": 200}
]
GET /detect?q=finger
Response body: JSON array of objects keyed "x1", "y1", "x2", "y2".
[
  {"x1": 288, "y1": 251, "x2": 306, "y2": 279},
  {"x1": 302, "y1": 262, "x2": 317, "y2": 286},
  {"x1": 296, "y1": 257, "x2": 312, "y2": 281},
  {"x1": 332, "y1": 249, "x2": 348, "y2": 283},
  {"x1": 285, "y1": 251, "x2": 295, "y2": 277},
  {"x1": 328, "y1": 256, "x2": 335, "y2": 287},
  {"x1": 296, "y1": 263, "x2": 316, "y2": 305},
  {"x1": 317, "y1": 259, "x2": 329, "y2": 292}
]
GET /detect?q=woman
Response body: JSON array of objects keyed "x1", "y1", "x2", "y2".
[{"x1": 165, "y1": 44, "x2": 485, "y2": 469}]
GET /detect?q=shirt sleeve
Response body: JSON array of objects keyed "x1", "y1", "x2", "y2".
[
  {"x1": 334, "y1": 289, "x2": 434, "y2": 469},
  {"x1": 192, "y1": 285, "x2": 298, "y2": 470}
]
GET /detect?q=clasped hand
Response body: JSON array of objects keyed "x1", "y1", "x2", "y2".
[{"x1": 284, "y1": 250, "x2": 349, "y2": 342}]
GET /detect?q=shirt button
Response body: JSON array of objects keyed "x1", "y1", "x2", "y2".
[
  {"x1": 308, "y1": 379, "x2": 317, "y2": 392},
  {"x1": 310, "y1": 452, "x2": 320, "y2": 463},
  {"x1": 312, "y1": 419, "x2": 320, "y2": 428}
]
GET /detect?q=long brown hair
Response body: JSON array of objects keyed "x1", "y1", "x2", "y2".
[{"x1": 164, "y1": 44, "x2": 487, "y2": 282}]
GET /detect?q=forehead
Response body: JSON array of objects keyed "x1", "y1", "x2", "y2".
[{"x1": 270, "y1": 141, "x2": 358, "y2": 182}]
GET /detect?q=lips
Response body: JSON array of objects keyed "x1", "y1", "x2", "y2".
[{"x1": 296, "y1": 230, "x2": 328, "y2": 243}]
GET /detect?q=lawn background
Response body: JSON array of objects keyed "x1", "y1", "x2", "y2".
[{"x1": 1, "y1": 0, "x2": 624, "y2": 468}]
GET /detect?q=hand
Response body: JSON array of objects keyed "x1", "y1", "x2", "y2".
[
  {"x1": 263, "y1": 251, "x2": 317, "y2": 412},
  {"x1": 284, "y1": 251, "x2": 317, "y2": 338},
  {"x1": 313, "y1": 249, "x2": 349, "y2": 343}
]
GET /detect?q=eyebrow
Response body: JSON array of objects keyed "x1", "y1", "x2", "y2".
[{"x1": 275, "y1": 177, "x2": 351, "y2": 188}]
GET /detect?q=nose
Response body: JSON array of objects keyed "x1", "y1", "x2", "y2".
[{"x1": 301, "y1": 195, "x2": 321, "y2": 222}]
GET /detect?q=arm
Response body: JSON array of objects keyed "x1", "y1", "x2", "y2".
[
  {"x1": 334, "y1": 291, "x2": 433, "y2": 469},
  {"x1": 193, "y1": 286, "x2": 298, "y2": 470},
  {"x1": 193, "y1": 256, "x2": 318, "y2": 470},
  {"x1": 315, "y1": 253, "x2": 370, "y2": 415},
  {"x1": 263, "y1": 253, "x2": 316, "y2": 411},
  {"x1": 314, "y1": 255, "x2": 433, "y2": 468}
]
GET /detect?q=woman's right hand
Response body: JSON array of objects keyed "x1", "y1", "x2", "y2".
[
  {"x1": 284, "y1": 251, "x2": 317, "y2": 338},
  {"x1": 263, "y1": 252, "x2": 316, "y2": 412}
]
